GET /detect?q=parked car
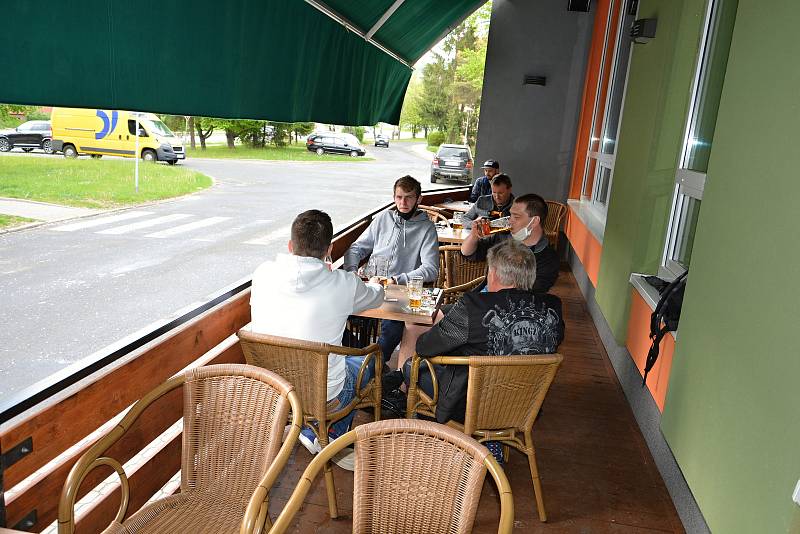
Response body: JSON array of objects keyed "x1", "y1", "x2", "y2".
[
  {"x1": 0, "y1": 120, "x2": 54, "y2": 154},
  {"x1": 430, "y1": 144, "x2": 473, "y2": 184},
  {"x1": 306, "y1": 134, "x2": 366, "y2": 157},
  {"x1": 374, "y1": 134, "x2": 389, "y2": 148},
  {"x1": 51, "y1": 108, "x2": 185, "y2": 164}
]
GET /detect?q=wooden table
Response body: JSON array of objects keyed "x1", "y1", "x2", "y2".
[
  {"x1": 436, "y1": 225, "x2": 467, "y2": 244},
  {"x1": 435, "y1": 200, "x2": 473, "y2": 213},
  {"x1": 355, "y1": 285, "x2": 443, "y2": 325}
]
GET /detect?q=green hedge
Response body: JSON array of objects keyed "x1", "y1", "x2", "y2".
[{"x1": 427, "y1": 131, "x2": 445, "y2": 147}]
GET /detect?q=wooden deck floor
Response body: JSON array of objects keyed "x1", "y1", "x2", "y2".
[{"x1": 266, "y1": 269, "x2": 685, "y2": 532}]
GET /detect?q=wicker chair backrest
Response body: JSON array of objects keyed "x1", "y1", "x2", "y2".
[
  {"x1": 463, "y1": 355, "x2": 563, "y2": 435},
  {"x1": 237, "y1": 331, "x2": 330, "y2": 423},
  {"x1": 441, "y1": 245, "x2": 486, "y2": 288},
  {"x1": 352, "y1": 419, "x2": 489, "y2": 534},
  {"x1": 180, "y1": 364, "x2": 294, "y2": 500}
]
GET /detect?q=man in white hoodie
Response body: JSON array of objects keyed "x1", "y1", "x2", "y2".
[
  {"x1": 250, "y1": 210, "x2": 385, "y2": 462},
  {"x1": 344, "y1": 176, "x2": 439, "y2": 364}
]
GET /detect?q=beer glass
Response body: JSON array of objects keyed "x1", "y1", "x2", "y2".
[
  {"x1": 452, "y1": 212, "x2": 463, "y2": 232},
  {"x1": 408, "y1": 276, "x2": 423, "y2": 311}
]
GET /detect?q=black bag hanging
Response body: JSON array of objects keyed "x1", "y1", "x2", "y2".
[{"x1": 643, "y1": 271, "x2": 688, "y2": 385}]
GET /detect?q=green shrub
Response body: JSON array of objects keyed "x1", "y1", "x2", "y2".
[
  {"x1": 25, "y1": 110, "x2": 50, "y2": 121},
  {"x1": 427, "y1": 131, "x2": 445, "y2": 147},
  {"x1": 343, "y1": 126, "x2": 365, "y2": 143}
]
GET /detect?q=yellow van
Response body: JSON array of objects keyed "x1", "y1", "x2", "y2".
[{"x1": 51, "y1": 107, "x2": 185, "y2": 164}]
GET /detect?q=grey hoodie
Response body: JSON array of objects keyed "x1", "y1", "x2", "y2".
[{"x1": 344, "y1": 208, "x2": 439, "y2": 285}]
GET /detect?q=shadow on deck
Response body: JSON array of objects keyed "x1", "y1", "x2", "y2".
[{"x1": 265, "y1": 268, "x2": 685, "y2": 533}]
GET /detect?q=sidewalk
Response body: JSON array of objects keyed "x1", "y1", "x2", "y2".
[{"x1": 0, "y1": 197, "x2": 100, "y2": 222}]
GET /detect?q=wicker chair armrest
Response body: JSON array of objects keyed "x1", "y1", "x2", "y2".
[
  {"x1": 58, "y1": 375, "x2": 185, "y2": 534},
  {"x1": 405, "y1": 354, "x2": 444, "y2": 418},
  {"x1": 241, "y1": 390, "x2": 304, "y2": 534},
  {"x1": 442, "y1": 276, "x2": 485, "y2": 296},
  {"x1": 485, "y1": 455, "x2": 515, "y2": 534},
  {"x1": 268, "y1": 429, "x2": 359, "y2": 534}
]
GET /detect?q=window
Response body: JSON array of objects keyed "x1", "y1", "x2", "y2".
[
  {"x1": 663, "y1": 0, "x2": 737, "y2": 276},
  {"x1": 580, "y1": 0, "x2": 635, "y2": 218},
  {"x1": 128, "y1": 119, "x2": 148, "y2": 136}
]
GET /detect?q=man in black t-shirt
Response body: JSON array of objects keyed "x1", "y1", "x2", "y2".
[
  {"x1": 407, "y1": 239, "x2": 565, "y2": 424},
  {"x1": 460, "y1": 193, "x2": 559, "y2": 294}
]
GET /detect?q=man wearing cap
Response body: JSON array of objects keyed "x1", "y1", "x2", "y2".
[
  {"x1": 469, "y1": 159, "x2": 500, "y2": 202},
  {"x1": 462, "y1": 173, "x2": 514, "y2": 229}
]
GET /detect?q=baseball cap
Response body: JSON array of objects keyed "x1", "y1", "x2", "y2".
[{"x1": 482, "y1": 159, "x2": 500, "y2": 169}]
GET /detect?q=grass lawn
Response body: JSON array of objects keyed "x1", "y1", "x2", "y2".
[
  {"x1": 0, "y1": 214, "x2": 35, "y2": 229},
  {"x1": 0, "y1": 157, "x2": 212, "y2": 209},
  {"x1": 186, "y1": 144, "x2": 373, "y2": 161}
]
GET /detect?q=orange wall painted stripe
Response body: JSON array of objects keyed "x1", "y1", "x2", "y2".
[
  {"x1": 625, "y1": 289, "x2": 676, "y2": 412},
  {"x1": 565, "y1": 206, "x2": 602, "y2": 286},
  {"x1": 568, "y1": 0, "x2": 617, "y2": 199}
]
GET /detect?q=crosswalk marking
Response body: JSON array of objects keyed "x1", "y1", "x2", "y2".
[
  {"x1": 97, "y1": 214, "x2": 194, "y2": 235},
  {"x1": 145, "y1": 216, "x2": 231, "y2": 238},
  {"x1": 53, "y1": 211, "x2": 154, "y2": 232},
  {"x1": 192, "y1": 220, "x2": 273, "y2": 242},
  {"x1": 243, "y1": 225, "x2": 292, "y2": 246}
]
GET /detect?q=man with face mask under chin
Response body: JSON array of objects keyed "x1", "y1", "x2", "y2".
[{"x1": 460, "y1": 193, "x2": 560, "y2": 294}]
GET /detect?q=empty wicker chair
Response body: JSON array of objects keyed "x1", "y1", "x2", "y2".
[
  {"x1": 236, "y1": 330, "x2": 382, "y2": 519},
  {"x1": 269, "y1": 419, "x2": 514, "y2": 534},
  {"x1": 406, "y1": 354, "x2": 563, "y2": 522},
  {"x1": 544, "y1": 200, "x2": 567, "y2": 250},
  {"x1": 58, "y1": 364, "x2": 303, "y2": 534},
  {"x1": 439, "y1": 245, "x2": 487, "y2": 289}
]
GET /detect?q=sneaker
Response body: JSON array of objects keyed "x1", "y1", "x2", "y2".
[
  {"x1": 485, "y1": 441, "x2": 504, "y2": 465},
  {"x1": 382, "y1": 369, "x2": 404, "y2": 392},
  {"x1": 298, "y1": 428, "x2": 322, "y2": 455},
  {"x1": 332, "y1": 446, "x2": 355, "y2": 471}
]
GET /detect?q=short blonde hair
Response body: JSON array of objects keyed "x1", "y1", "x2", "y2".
[{"x1": 487, "y1": 239, "x2": 538, "y2": 290}]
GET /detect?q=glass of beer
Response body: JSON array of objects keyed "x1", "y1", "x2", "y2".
[
  {"x1": 407, "y1": 276, "x2": 423, "y2": 311},
  {"x1": 452, "y1": 212, "x2": 463, "y2": 232}
]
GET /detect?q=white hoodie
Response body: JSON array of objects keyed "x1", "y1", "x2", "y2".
[{"x1": 250, "y1": 253, "x2": 384, "y2": 400}]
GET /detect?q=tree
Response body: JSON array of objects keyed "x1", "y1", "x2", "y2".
[
  {"x1": 291, "y1": 122, "x2": 315, "y2": 144},
  {"x1": 399, "y1": 77, "x2": 426, "y2": 137},
  {"x1": 410, "y1": 2, "x2": 491, "y2": 147},
  {"x1": 194, "y1": 117, "x2": 215, "y2": 150}
]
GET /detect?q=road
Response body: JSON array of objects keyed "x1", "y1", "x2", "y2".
[{"x1": 0, "y1": 141, "x2": 460, "y2": 399}]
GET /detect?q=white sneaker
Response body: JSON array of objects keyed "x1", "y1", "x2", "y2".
[
  {"x1": 298, "y1": 431, "x2": 322, "y2": 454},
  {"x1": 332, "y1": 447, "x2": 355, "y2": 471}
]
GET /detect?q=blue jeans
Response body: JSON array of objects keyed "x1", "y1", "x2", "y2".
[
  {"x1": 328, "y1": 355, "x2": 373, "y2": 438},
  {"x1": 378, "y1": 319, "x2": 404, "y2": 363}
]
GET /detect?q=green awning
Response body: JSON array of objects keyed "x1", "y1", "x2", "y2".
[{"x1": 0, "y1": 0, "x2": 485, "y2": 125}]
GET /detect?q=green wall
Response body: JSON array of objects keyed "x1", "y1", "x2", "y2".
[
  {"x1": 660, "y1": 0, "x2": 800, "y2": 531},
  {"x1": 594, "y1": 0, "x2": 707, "y2": 342}
]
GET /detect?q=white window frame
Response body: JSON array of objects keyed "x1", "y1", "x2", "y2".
[
  {"x1": 661, "y1": 0, "x2": 718, "y2": 278},
  {"x1": 580, "y1": 0, "x2": 635, "y2": 222}
]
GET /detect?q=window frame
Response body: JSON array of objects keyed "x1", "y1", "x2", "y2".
[
  {"x1": 580, "y1": 0, "x2": 636, "y2": 221},
  {"x1": 661, "y1": 0, "x2": 722, "y2": 278}
]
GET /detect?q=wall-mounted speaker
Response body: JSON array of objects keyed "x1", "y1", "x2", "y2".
[
  {"x1": 523, "y1": 75, "x2": 547, "y2": 86},
  {"x1": 567, "y1": 0, "x2": 591, "y2": 12}
]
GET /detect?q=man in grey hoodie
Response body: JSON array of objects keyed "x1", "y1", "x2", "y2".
[{"x1": 344, "y1": 176, "x2": 439, "y2": 364}]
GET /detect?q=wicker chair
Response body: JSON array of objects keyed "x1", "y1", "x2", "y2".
[
  {"x1": 405, "y1": 354, "x2": 563, "y2": 522},
  {"x1": 544, "y1": 200, "x2": 567, "y2": 250},
  {"x1": 419, "y1": 205, "x2": 450, "y2": 226},
  {"x1": 236, "y1": 330, "x2": 382, "y2": 519},
  {"x1": 440, "y1": 245, "x2": 487, "y2": 288},
  {"x1": 269, "y1": 419, "x2": 514, "y2": 534},
  {"x1": 58, "y1": 364, "x2": 303, "y2": 534}
]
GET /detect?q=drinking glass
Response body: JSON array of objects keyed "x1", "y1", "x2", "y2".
[
  {"x1": 365, "y1": 255, "x2": 391, "y2": 290},
  {"x1": 407, "y1": 276, "x2": 423, "y2": 311},
  {"x1": 452, "y1": 212, "x2": 463, "y2": 232}
]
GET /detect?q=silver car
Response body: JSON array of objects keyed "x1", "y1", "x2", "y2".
[{"x1": 430, "y1": 144, "x2": 473, "y2": 184}]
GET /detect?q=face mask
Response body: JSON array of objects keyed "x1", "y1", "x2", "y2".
[{"x1": 511, "y1": 217, "x2": 534, "y2": 242}]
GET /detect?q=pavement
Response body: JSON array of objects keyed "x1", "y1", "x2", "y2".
[{"x1": 0, "y1": 197, "x2": 100, "y2": 222}]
